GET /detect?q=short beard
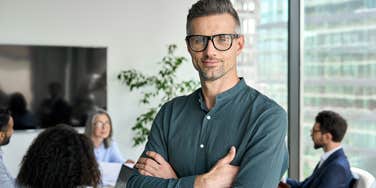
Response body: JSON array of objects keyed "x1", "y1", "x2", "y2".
[
  {"x1": 314, "y1": 143, "x2": 323, "y2": 150},
  {"x1": 198, "y1": 62, "x2": 234, "y2": 82},
  {"x1": 199, "y1": 70, "x2": 226, "y2": 82}
]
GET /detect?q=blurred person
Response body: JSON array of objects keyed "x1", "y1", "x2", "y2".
[
  {"x1": 0, "y1": 108, "x2": 14, "y2": 188},
  {"x1": 16, "y1": 124, "x2": 101, "y2": 188},
  {"x1": 38, "y1": 82, "x2": 72, "y2": 128},
  {"x1": 0, "y1": 86, "x2": 8, "y2": 108},
  {"x1": 71, "y1": 93, "x2": 97, "y2": 127},
  {"x1": 8, "y1": 92, "x2": 37, "y2": 129},
  {"x1": 84, "y1": 109, "x2": 134, "y2": 164},
  {"x1": 88, "y1": 72, "x2": 107, "y2": 110},
  {"x1": 71, "y1": 74, "x2": 103, "y2": 127},
  {"x1": 284, "y1": 110, "x2": 353, "y2": 188}
]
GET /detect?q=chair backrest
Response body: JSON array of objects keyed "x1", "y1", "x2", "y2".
[
  {"x1": 371, "y1": 181, "x2": 376, "y2": 188},
  {"x1": 351, "y1": 175, "x2": 359, "y2": 188},
  {"x1": 351, "y1": 167, "x2": 376, "y2": 188}
]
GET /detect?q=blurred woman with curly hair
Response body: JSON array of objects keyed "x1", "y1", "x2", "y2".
[{"x1": 16, "y1": 124, "x2": 101, "y2": 188}]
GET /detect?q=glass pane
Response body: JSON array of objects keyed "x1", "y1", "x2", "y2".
[
  {"x1": 232, "y1": 0, "x2": 288, "y2": 110},
  {"x1": 303, "y1": 0, "x2": 376, "y2": 178},
  {"x1": 233, "y1": 0, "x2": 288, "y2": 178}
]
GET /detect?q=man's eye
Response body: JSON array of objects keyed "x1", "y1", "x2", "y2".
[
  {"x1": 193, "y1": 38, "x2": 205, "y2": 44},
  {"x1": 218, "y1": 36, "x2": 229, "y2": 42}
]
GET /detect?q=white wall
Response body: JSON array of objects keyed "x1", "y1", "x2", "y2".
[{"x1": 0, "y1": 0, "x2": 198, "y2": 176}]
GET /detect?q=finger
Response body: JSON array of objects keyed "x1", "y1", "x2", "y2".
[
  {"x1": 126, "y1": 159, "x2": 135, "y2": 164},
  {"x1": 137, "y1": 158, "x2": 160, "y2": 173},
  {"x1": 139, "y1": 169, "x2": 153, "y2": 177},
  {"x1": 227, "y1": 166, "x2": 239, "y2": 183},
  {"x1": 134, "y1": 162, "x2": 145, "y2": 170},
  {"x1": 229, "y1": 165, "x2": 239, "y2": 173},
  {"x1": 136, "y1": 162, "x2": 157, "y2": 176},
  {"x1": 137, "y1": 157, "x2": 149, "y2": 165},
  {"x1": 136, "y1": 158, "x2": 150, "y2": 171},
  {"x1": 138, "y1": 157, "x2": 157, "y2": 165},
  {"x1": 217, "y1": 146, "x2": 236, "y2": 165},
  {"x1": 146, "y1": 151, "x2": 167, "y2": 165}
]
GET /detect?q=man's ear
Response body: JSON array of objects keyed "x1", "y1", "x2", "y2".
[
  {"x1": 236, "y1": 35, "x2": 245, "y2": 56},
  {"x1": 323, "y1": 132, "x2": 333, "y2": 143}
]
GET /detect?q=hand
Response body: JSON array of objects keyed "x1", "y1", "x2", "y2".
[
  {"x1": 195, "y1": 146, "x2": 239, "y2": 188},
  {"x1": 278, "y1": 182, "x2": 290, "y2": 188},
  {"x1": 135, "y1": 151, "x2": 178, "y2": 179}
]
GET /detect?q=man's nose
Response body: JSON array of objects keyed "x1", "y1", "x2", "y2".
[{"x1": 204, "y1": 40, "x2": 217, "y2": 56}]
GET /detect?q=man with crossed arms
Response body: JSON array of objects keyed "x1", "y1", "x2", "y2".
[{"x1": 127, "y1": 0, "x2": 288, "y2": 187}]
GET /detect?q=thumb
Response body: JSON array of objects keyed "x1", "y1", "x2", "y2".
[{"x1": 218, "y1": 146, "x2": 236, "y2": 165}]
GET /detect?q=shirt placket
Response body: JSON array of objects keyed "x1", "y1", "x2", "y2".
[{"x1": 194, "y1": 111, "x2": 213, "y2": 172}]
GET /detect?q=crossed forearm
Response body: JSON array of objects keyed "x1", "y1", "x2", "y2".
[{"x1": 135, "y1": 147, "x2": 239, "y2": 188}]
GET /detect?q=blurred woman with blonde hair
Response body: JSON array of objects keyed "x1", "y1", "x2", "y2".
[{"x1": 85, "y1": 109, "x2": 133, "y2": 164}]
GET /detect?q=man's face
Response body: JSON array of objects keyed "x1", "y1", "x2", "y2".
[
  {"x1": 187, "y1": 13, "x2": 244, "y2": 81},
  {"x1": 311, "y1": 122, "x2": 324, "y2": 149},
  {"x1": 0, "y1": 117, "x2": 14, "y2": 146}
]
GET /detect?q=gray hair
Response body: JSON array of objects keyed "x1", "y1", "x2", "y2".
[
  {"x1": 84, "y1": 109, "x2": 113, "y2": 148},
  {"x1": 186, "y1": 0, "x2": 241, "y2": 35}
]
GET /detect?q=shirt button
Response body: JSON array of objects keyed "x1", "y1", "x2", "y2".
[
  {"x1": 200, "y1": 144, "x2": 204, "y2": 148},
  {"x1": 206, "y1": 115, "x2": 211, "y2": 120}
]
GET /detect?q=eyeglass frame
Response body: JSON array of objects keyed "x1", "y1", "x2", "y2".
[
  {"x1": 185, "y1": 33, "x2": 241, "y2": 52},
  {"x1": 93, "y1": 121, "x2": 111, "y2": 129},
  {"x1": 311, "y1": 128, "x2": 321, "y2": 134}
]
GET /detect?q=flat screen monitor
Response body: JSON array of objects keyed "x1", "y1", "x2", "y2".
[{"x1": 0, "y1": 44, "x2": 107, "y2": 130}]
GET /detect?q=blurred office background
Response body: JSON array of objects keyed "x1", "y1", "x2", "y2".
[{"x1": 0, "y1": 0, "x2": 375, "y2": 181}]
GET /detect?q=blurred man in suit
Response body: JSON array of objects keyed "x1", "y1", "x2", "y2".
[
  {"x1": 286, "y1": 110, "x2": 353, "y2": 188},
  {"x1": 0, "y1": 108, "x2": 14, "y2": 187}
]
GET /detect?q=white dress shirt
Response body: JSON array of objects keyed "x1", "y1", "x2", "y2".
[
  {"x1": 318, "y1": 145, "x2": 342, "y2": 168},
  {"x1": 0, "y1": 147, "x2": 15, "y2": 188}
]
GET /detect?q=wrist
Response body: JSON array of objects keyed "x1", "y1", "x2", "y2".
[{"x1": 194, "y1": 173, "x2": 210, "y2": 188}]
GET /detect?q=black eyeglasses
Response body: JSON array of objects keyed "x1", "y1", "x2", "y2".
[
  {"x1": 94, "y1": 121, "x2": 110, "y2": 129},
  {"x1": 311, "y1": 129, "x2": 321, "y2": 134},
  {"x1": 185, "y1": 34, "x2": 240, "y2": 52}
]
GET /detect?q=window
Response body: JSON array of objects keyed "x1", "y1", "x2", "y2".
[
  {"x1": 233, "y1": 0, "x2": 288, "y2": 110},
  {"x1": 303, "y1": 0, "x2": 376, "y2": 178},
  {"x1": 234, "y1": 0, "x2": 376, "y2": 180}
]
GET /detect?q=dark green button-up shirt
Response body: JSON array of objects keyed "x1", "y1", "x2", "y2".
[{"x1": 127, "y1": 79, "x2": 288, "y2": 188}]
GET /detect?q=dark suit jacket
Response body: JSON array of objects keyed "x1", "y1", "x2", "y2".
[{"x1": 287, "y1": 148, "x2": 353, "y2": 188}]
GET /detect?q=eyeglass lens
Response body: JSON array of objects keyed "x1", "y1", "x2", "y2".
[{"x1": 188, "y1": 34, "x2": 238, "y2": 52}]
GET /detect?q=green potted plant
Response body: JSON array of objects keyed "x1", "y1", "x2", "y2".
[{"x1": 118, "y1": 44, "x2": 199, "y2": 146}]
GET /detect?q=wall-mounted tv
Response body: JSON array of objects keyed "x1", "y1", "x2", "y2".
[{"x1": 0, "y1": 44, "x2": 107, "y2": 130}]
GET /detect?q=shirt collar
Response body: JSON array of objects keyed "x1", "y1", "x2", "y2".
[
  {"x1": 319, "y1": 145, "x2": 342, "y2": 167},
  {"x1": 198, "y1": 78, "x2": 248, "y2": 111}
]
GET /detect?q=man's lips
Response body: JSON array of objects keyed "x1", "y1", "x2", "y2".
[{"x1": 202, "y1": 60, "x2": 219, "y2": 66}]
